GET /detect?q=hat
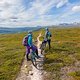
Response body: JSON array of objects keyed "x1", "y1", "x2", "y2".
[
  {"x1": 45, "y1": 28, "x2": 48, "y2": 30},
  {"x1": 28, "y1": 30, "x2": 32, "y2": 34}
]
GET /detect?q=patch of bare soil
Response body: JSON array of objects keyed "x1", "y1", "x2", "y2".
[
  {"x1": 16, "y1": 56, "x2": 31, "y2": 80},
  {"x1": 60, "y1": 55, "x2": 80, "y2": 80}
]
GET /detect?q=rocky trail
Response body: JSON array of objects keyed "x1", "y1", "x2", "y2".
[{"x1": 16, "y1": 33, "x2": 44, "y2": 80}]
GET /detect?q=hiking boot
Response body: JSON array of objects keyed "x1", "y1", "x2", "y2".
[
  {"x1": 40, "y1": 54, "x2": 44, "y2": 58},
  {"x1": 26, "y1": 54, "x2": 31, "y2": 61},
  {"x1": 27, "y1": 58, "x2": 31, "y2": 61},
  {"x1": 37, "y1": 56, "x2": 41, "y2": 59}
]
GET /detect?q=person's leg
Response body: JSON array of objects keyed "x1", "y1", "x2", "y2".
[
  {"x1": 26, "y1": 46, "x2": 30, "y2": 61},
  {"x1": 35, "y1": 49, "x2": 38, "y2": 56},
  {"x1": 31, "y1": 45, "x2": 40, "y2": 58},
  {"x1": 31, "y1": 45, "x2": 38, "y2": 55},
  {"x1": 44, "y1": 40, "x2": 47, "y2": 47},
  {"x1": 47, "y1": 39, "x2": 51, "y2": 49},
  {"x1": 42, "y1": 40, "x2": 46, "y2": 50}
]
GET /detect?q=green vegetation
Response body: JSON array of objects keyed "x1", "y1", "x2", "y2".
[
  {"x1": 68, "y1": 71, "x2": 80, "y2": 80},
  {"x1": 0, "y1": 33, "x2": 26, "y2": 80},
  {"x1": 0, "y1": 31, "x2": 40, "y2": 80},
  {"x1": 43, "y1": 27, "x2": 80, "y2": 80},
  {"x1": 0, "y1": 27, "x2": 80, "y2": 80}
]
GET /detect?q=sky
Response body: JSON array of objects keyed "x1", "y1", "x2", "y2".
[{"x1": 0, "y1": 0, "x2": 80, "y2": 27}]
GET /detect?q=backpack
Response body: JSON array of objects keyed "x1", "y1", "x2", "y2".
[
  {"x1": 46, "y1": 32, "x2": 52, "y2": 39},
  {"x1": 50, "y1": 33, "x2": 52, "y2": 37},
  {"x1": 22, "y1": 36, "x2": 28, "y2": 46}
]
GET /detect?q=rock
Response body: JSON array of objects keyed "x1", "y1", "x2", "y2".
[
  {"x1": 29, "y1": 71, "x2": 33, "y2": 75},
  {"x1": 40, "y1": 72, "x2": 43, "y2": 75},
  {"x1": 44, "y1": 71, "x2": 47, "y2": 75},
  {"x1": 25, "y1": 65, "x2": 28, "y2": 68}
]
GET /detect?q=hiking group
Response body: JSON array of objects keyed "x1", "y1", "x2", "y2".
[{"x1": 22, "y1": 28, "x2": 52, "y2": 61}]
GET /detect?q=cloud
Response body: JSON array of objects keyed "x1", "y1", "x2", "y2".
[
  {"x1": 0, "y1": 0, "x2": 24, "y2": 17},
  {"x1": 56, "y1": 0, "x2": 68, "y2": 8},
  {"x1": 0, "y1": 0, "x2": 80, "y2": 27},
  {"x1": 29, "y1": 0, "x2": 59, "y2": 15},
  {"x1": 0, "y1": 0, "x2": 60, "y2": 27},
  {"x1": 72, "y1": 5, "x2": 80, "y2": 12}
]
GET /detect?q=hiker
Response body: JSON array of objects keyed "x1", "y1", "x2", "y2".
[
  {"x1": 45, "y1": 28, "x2": 52, "y2": 49},
  {"x1": 23, "y1": 31, "x2": 39, "y2": 61}
]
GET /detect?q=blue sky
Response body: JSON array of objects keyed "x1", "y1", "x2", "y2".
[{"x1": 0, "y1": 0, "x2": 80, "y2": 27}]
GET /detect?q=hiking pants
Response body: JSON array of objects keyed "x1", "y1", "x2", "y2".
[
  {"x1": 26, "y1": 45, "x2": 38, "y2": 59},
  {"x1": 47, "y1": 39, "x2": 51, "y2": 49}
]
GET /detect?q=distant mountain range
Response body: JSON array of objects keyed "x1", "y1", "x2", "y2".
[
  {"x1": 0, "y1": 23, "x2": 80, "y2": 34},
  {"x1": 0, "y1": 27, "x2": 42, "y2": 34},
  {"x1": 59, "y1": 22, "x2": 80, "y2": 27}
]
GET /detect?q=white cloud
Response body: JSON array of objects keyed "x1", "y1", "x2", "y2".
[
  {"x1": 29, "y1": 0, "x2": 59, "y2": 15},
  {"x1": 72, "y1": 5, "x2": 80, "y2": 12},
  {"x1": 0, "y1": 0, "x2": 24, "y2": 17},
  {"x1": 56, "y1": 0, "x2": 68, "y2": 8},
  {"x1": 0, "y1": 0, "x2": 60, "y2": 27},
  {"x1": 0, "y1": 0, "x2": 79, "y2": 27}
]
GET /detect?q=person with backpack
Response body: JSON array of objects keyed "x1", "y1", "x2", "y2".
[
  {"x1": 23, "y1": 31, "x2": 39, "y2": 61},
  {"x1": 45, "y1": 28, "x2": 52, "y2": 49}
]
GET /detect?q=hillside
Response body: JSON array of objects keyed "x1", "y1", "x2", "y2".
[
  {"x1": 0, "y1": 27, "x2": 80, "y2": 80},
  {"x1": 0, "y1": 27, "x2": 41, "y2": 34},
  {"x1": 43, "y1": 27, "x2": 80, "y2": 80}
]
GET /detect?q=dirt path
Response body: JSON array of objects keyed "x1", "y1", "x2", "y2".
[
  {"x1": 30, "y1": 33, "x2": 44, "y2": 80},
  {"x1": 16, "y1": 56, "x2": 31, "y2": 80},
  {"x1": 16, "y1": 33, "x2": 44, "y2": 80}
]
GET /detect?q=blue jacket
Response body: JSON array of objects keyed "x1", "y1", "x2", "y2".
[
  {"x1": 28, "y1": 34, "x2": 33, "y2": 47},
  {"x1": 45, "y1": 31, "x2": 51, "y2": 40}
]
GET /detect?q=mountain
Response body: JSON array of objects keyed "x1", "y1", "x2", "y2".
[
  {"x1": 59, "y1": 22, "x2": 80, "y2": 27},
  {"x1": 0, "y1": 27, "x2": 42, "y2": 34}
]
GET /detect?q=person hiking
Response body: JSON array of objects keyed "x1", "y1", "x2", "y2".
[
  {"x1": 45, "y1": 28, "x2": 52, "y2": 49},
  {"x1": 25, "y1": 31, "x2": 39, "y2": 61}
]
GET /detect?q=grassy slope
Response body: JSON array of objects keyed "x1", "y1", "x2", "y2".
[
  {"x1": 0, "y1": 27, "x2": 80, "y2": 80},
  {"x1": 0, "y1": 31, "x2": 40, "y2": 80},
  {"x1": 43, "y1": 27, "x2": 80, "y2": 80},
  {"x1": 0, "y1": 33, "x2": 27, "y2": 80}
]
